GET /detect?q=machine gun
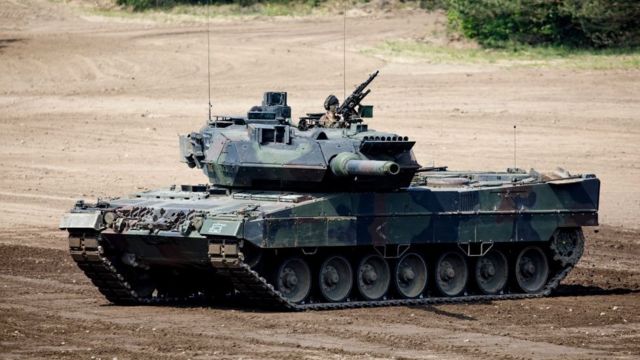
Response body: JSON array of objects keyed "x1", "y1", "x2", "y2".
[{"x1": 336, "y1": 70, "x2": 379, "y2": 122}]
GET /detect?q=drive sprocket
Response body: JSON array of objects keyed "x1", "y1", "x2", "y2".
[{"x1": 550, "y1": 228, "x2": 585, "y2": 266}]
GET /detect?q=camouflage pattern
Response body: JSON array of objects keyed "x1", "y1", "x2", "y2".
[
  {"x1": 60, "y1": 172, "x2": 599, "y2": 264},
  {"x1": 60, "y1": 71, "x2": 600, "y2": 308}
]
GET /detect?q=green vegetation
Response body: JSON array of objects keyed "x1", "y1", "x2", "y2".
[
  {"x1": 108, "y1": 0, "x2": 640, "y2": 66},
  {"x1": 114, "y1": 1, "x2": 640, "y2": 50},
  {"x1": 94, "y1": 0, "x2": 326, "y2": 18},
  {"x1": 446, "y1": 0, "x2": 640, "y2": 49},
  {"x1": 376, "y1": 0, "x2": 640, "y2": 69},
  {"x1": 365, "y1": 40, "x2": 640, "y2": 69}
]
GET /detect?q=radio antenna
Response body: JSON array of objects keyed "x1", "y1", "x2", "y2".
[
  {"x1": 513, "y1": 124, "x2": 517, "y2": 168},
  {"x1": 343, "y1": 0, "x2": 347, "y2": 100},
  {"x1": 206, "y1": 0, "x2": 212, "y2": 121}
]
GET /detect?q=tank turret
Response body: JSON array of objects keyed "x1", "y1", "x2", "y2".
[{"x1": 180, "y1": 71, "x2": 420, "y2": 191}]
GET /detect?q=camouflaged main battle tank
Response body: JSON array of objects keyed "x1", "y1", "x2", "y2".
[{"x1": 60, "y1": 71, "x2": 600, "y2": 310}]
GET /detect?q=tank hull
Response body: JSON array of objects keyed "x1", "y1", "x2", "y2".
[{"x1": 61, "y1": 172, "x2": 599, "y2": 309}]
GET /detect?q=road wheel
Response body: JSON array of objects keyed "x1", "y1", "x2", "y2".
[
  {"x1": 356, "y1": 254, "x2": 390, "y2": 301},
  {"x1": 394, "y1": 253, "x2": 427, "y2": 298},
  {"x1": 515, "y1": 246, "x2": 549, "y2": 293},
  {"x1": 435, "y1": 251, "x2": 468, "y2": 297},
  {"x1": 474, "y1": 249, "x2": 508, "y2": 295},
  {"x1": 318, "y1": 255, "x2": 353, "y2": 302},
  {"x1": 275, "y1": 257, "x2": 312, "y2": 303}
]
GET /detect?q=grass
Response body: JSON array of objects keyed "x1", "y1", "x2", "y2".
[
  {"x1": 364, "y1": 40, "x2": 640, "y2": 70},
  {"x1": 87, "y1": 3, "x2": 321, "y2": 20},
  {"x1": 80, "y1": 0, "x2": 404, "y2": 20},
  {"x1": 77, "y1": 0, "x2": 429, "y2": 21},
  {"x1": 159, "y1": 2, "x2": 321, "y2": 17}
]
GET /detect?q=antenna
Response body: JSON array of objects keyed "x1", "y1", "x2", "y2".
[
  {"x1": 206, "y1": 0, "x2": 212, "y2": 121},
  {"x1": 343, "y1": 0, "x2": 346, "y2": 100},
  {"x1": 513, "y1": 124, "x2": 517, "y2": 169}
]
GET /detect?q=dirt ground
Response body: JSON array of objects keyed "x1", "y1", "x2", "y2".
[{"x1": 1, "y1": 0, "x2": 639, "y2": 359}]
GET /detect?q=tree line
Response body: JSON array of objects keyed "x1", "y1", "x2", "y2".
[{"x1": 119, "y1": 0, "x2": 640, "y2": 48}]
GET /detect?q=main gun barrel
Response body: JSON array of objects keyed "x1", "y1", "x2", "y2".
[
  {"x1": 344, "y1": 160, "x2": 400, "y2": 176},
  {"x1": 330, "y1": 152, "x2": 400, "y2": 177}
]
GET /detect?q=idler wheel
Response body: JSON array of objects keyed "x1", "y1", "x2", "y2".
[
  {"x1": 435, "y1": 251, "x2": 468, "y2": 297},
  {"x1": 394, "y1": 253, "x2": 427, "y2": 298},
  {"x1": 515, "y1": 246, "x2": 549, "y2": 293},
  {"x1": 319, "y1": 255, "x2": 353, "y2": 302},
  {"x1": 275, "y1": 257, "x2": 311, "y2": 304},
  {"x1": 357, "y1": 254, "x2": 390, "y2": 300},
  {"x1": 474, "y1": 249, "x2": 508, "y2": 294}
]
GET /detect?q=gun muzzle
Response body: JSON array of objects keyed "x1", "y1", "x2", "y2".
[{"x1": 330, "y1": 152, "x2": 400, "y2": 177}]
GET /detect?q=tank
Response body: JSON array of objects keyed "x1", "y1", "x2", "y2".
[{"x1": 60, "y1": 71, "x2": 600, "y2": 310}]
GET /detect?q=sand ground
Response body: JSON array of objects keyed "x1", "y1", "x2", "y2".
[{"x1": 0, "y1": 0, "x2": 639, "y2": 359}]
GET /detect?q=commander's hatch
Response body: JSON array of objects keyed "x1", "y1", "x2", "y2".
[{"x1": 249, "y1": 124, "x2": 292, "y2": 145}]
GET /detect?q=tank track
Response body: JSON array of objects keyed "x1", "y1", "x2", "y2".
[
  {"x1": 70, "y1": 231, "x2": 583, "y2": 310},
  {"x1": 213, "y1": 230, "x2": 585, "y2": 311},
  {"x1": 69, "y1": 233, "x2": 203, "y2": 305},
  {"x1": 214, "y1": 254, "x2": 577, "y2": 311}
]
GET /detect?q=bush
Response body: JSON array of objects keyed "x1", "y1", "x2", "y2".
[
  {"x1": 446, "y1": 0, "x2": 640, "y2": 48},
  {"x1": 563, "y1": 0, "x2": 640, "y2": 47}
]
